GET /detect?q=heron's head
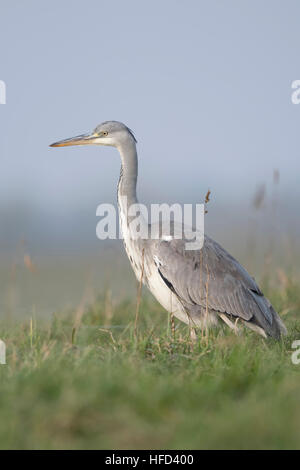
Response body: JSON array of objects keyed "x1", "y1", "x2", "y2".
[{"x1": 50, "y1": 121, "x2": 137, "y2": 149}]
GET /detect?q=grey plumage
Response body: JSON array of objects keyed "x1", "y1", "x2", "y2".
[
  {"x1": 151, "y1": 234, "x2": 286, "y2": 339},
  {"x1": 50, "y1": 120, "x2": 287, "y2": 340}
]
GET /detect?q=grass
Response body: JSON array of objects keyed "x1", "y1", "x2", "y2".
[{"x1": 0, "y1": 282, "x2": 300, "y2": 450}]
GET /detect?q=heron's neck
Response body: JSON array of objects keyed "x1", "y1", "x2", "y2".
[
  {"x1": 117, "y1": 139, "x2": 138, "y2": 208},
  {"x1": 117, "y1": 139, "x2": 142, "y2": 241}
]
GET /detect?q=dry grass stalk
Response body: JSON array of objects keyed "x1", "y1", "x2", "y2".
[
  {"x1": 170, "y1": 313, "x2": 175, "y2": 340},
  {"x1": 73, "y1": 273, "x2": 93, "y2": 330},
  {"x1": 252, "y1": 183, "x2": 266, "y2": 210},
  {"x1": 204, "y1": 189, "x2": 211, "y2": 213},
  {"x1": 104, "y1": 289, "x2": 113, "y2": 325},
  {"x1": 24, "y1": 254, "x2": 37, "y2": 273}
]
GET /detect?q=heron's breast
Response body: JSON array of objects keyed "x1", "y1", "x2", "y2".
[{"x1": 146, "y1": 268, "x2": 191, "y2": 323}]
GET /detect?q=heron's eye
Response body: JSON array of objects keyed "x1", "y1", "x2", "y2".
[{"x1": 102, "y1": 131, "x2": 108, "y2": 136}]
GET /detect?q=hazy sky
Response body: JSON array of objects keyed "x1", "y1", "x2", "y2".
[{"x1": 0, "y1": 1, "x2": 300, "y2": 228}]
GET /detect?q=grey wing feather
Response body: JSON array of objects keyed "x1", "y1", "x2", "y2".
[{"x1": 152, "y1": 235, "x2": 285, "y2": 338}]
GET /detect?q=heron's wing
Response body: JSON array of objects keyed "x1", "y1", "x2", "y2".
[{"x1": 152, "y1": 235, "x2": 281, "y2": 337}]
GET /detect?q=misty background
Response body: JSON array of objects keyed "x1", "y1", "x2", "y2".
[{"x1": 0, "y1": 0, "x2": 299, "y2": 317}]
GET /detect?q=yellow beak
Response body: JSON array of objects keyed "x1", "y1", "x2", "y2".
[{"x1": 50, "y1": 133, "x2": 96, "y2": 147}]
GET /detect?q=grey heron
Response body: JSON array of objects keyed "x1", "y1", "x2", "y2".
[{"x1": 50, "y1": 121, "x2": 287, "y2": 339}]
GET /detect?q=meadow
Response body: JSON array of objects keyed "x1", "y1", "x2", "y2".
[
  {"x1": 0, "y1": 276, "x2": 300, "y2": 449},
  {"x1": 1, "y1": 181, "x2": 300, "y2": 449}
]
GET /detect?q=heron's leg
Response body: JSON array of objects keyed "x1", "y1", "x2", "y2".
[
  {"x1": 219, "y1": 313, "x2": 240, "y2": 335},
  {"x1": 190, "y1": 328, "x2": 197, "y2": 342}
]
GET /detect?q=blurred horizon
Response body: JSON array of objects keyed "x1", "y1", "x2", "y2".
[{"x1": 1, "y1": 0, "x2": 300, "y2": 317}]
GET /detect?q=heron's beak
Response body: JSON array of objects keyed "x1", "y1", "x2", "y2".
[{"x1": 50, "y1": 133, "x2": 97, "y2": 147}]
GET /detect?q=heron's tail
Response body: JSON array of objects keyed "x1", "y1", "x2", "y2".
[
  {"x1": 269, "y1": 305, "x2": 287, "y2": 338},
  {"x1": 247, "y1": 294, "x2": 287, "y2": 339}
]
